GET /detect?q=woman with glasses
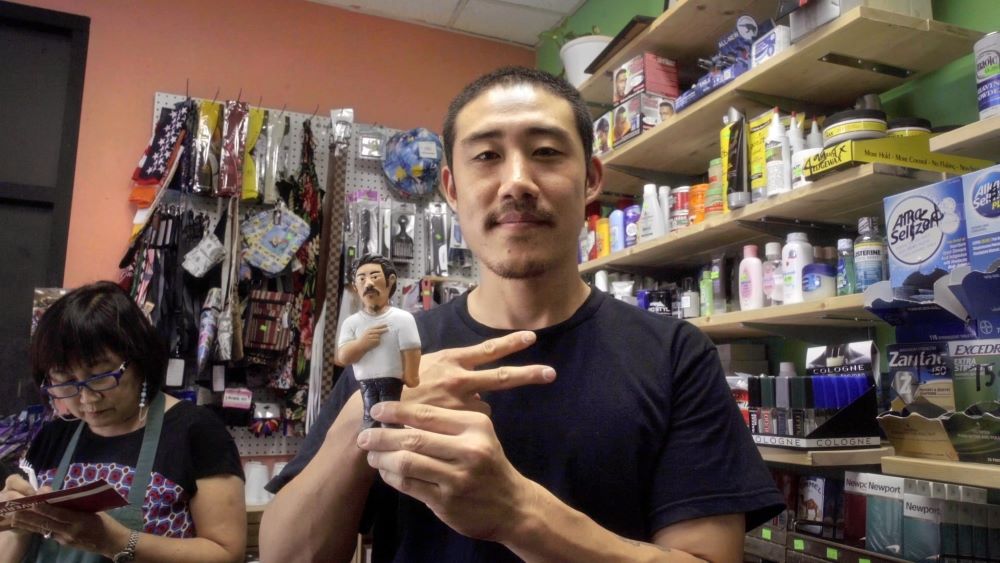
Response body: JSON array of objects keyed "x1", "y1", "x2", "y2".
[{"x1": 0, "y1": 282, "x2": 246, "y2": 563}]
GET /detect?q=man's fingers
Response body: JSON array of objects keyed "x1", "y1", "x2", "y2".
[
  {"x1": 358, "y1": 427, "x2": 457, "y2": 460},
  {"x1": 376, "y1": 468, "x2": 440, "y2": 506},
  {"x1": 447, "y1": 331, "x2": 538, "y2": 368},
  {"x1": 370, "y1": 401, "x2": 480, "y2": 435}
]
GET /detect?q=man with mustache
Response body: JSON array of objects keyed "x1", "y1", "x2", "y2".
[
  {"x1": 261, "y1": 67, "x2": 782, "y2": 562},
  {"x1": 336, "y1": 254, "x2": 421, "y2": 430}
]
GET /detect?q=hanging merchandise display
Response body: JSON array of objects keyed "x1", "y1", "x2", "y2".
[
  {"x1": 129, "y1": 103, "x2": 191, "y2": 207},
  {"x1": 241, "y1": 107, "x2": 266, "y2": 201},
  {"x1": 217, "y1": 101, "x2": 249, "y2": 197},
  {"x1": 191, "y1": 100, "x2": 222, "y2": 196},
  {"x1": 382, "y1": 127, "x2": 443, "y2": 199},
  {"x1": 241, "y1": 202, "x2": 311, "y2": 274}
]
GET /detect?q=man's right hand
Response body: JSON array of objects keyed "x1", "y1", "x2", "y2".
[
  {"x1": 402, "y1": 330, "x2": 555, "y2": 415},
  {"x1": 359, "y1": 324, "x2": 389, "y2": 351}
]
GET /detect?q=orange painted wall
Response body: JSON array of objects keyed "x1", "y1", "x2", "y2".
[{"x1": 15, "y1": 0, "x2": 533, "y2": 287}]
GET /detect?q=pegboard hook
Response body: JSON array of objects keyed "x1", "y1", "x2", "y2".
[
  {"x1": 210, "y1": 87, "x2": 220, "y2": 105},
  {"x1": 185, "y1": 78, "x2": 189, "y2": 99},
  {"x1": 236, "y1": 87, "x2": 243, "y2": 104},
  {"x1": 309, "y1": 104, "x2": 319, "y2": 121}
]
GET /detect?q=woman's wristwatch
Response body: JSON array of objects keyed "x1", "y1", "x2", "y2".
[{"x1": 112, "y1": 530, "x2": 139, "y2": 562}]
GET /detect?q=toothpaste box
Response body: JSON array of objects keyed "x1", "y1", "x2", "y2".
[
  {"x1": 947, "y1": 338, "x2": 1000, "y2": 412},
  {"x1": 962, "y1": 163, "x2": 1000, "y2": 273},
  {"x1": 884, "y1": 177, "x2": 969, "y2": 295},
  {"x1": 613, "y1": 52, "x2": 679, "y2": 105}
]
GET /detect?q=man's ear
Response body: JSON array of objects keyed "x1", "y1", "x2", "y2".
[
  {"x1": 440, "y1": 166, "x2": 458, "y2": 212},
  {"x1": 585, "y1": 156, "x2": 605, "y2": 204}
]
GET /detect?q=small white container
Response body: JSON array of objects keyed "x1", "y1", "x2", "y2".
[
  {"x1": 739, "y1": 244, "x2": 765, "y2": 311},
  {"x1": 802, "y1": 262, "x2": 836, "y2": 301},
  {"x1": 782, "y1": 232, "x2": 813, "y2": 305}
]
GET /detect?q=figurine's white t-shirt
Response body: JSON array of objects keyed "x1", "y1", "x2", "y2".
[{"x1": 338, "y1": 307, "x2": 420, "y2": 381}]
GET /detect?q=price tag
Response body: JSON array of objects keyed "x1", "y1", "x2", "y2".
[
  {"x1": 165, "y1": 358, "x2": 185, "y2": 387},
  {"x1": 859, "y1": 559, "x2": 871, "y2": 563},
  {"x1": 794, "y1": 539, "x2": 805, "y2": 551},
  {"x1": 222, "y1": 388, "x2": 253, "y2": 410},
  {"x1": 826, "y1": 547, "x2": 839, "y2": 560},
  {"x1": 761, "y1": 528, "x2": 772, "y2": 541}
]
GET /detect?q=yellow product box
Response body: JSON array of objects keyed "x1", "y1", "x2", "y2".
[
  {"x1": 748, "y1": 110, "x2": 804, "y2": 195},
  {"x1": 803, "y1": 135, "x2": 994, "y2": 180}
]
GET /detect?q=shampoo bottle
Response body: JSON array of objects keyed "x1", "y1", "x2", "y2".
[
  {"x1": 836, "y1": 238, "x2": 857, "y2": 296},
  {"x1": 623, "y1": 205, "x2": 641, "y2": 248},
  {"x1": 782, "y1": 232, "x2": 813, "y2": 305},
  {"x1": 739, "y1": 244, "x2": 764, "y2": 311},
  {"x1": 762, "y1": 241, "x2": 783, "y2": 307},
  {"x1": 609, "y1": 209, "x2": 625, "y2": 252},
  {"x1": 765, "y1": 109, "x2": 791, "y2": 198},
  {"x1": 657, "y1": 185, "x2": 672, "y2": 233},
  {"x1": 638, "y1": 183, "x2": 667, "y2": 243}
]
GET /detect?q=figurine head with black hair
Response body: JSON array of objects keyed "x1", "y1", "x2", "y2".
[
  {"x1": 614, "y1": 67, "x2": 628, "y2": 101},
  {"x1": 352, "y1": 254, "x2": 397, "y2": 314},
  {"x1": 595, "y1": 117, "x2": 610, "y2": 152}
]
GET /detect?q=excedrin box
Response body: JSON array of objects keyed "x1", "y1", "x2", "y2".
[
  {"x1": 613, "y1": 52, "x2": 679, "y2": 105},
  {"x1": 884, "y1": 177, "x2": 969, "y2": 296},
  {"x1": 962, "y1": 163, "x2": 1000, "y2": 272},
  {"x1": 947, "y1": 338, "x2": 1000, "y2": 412}
]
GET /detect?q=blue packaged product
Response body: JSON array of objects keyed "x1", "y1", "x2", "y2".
[
  {"x1": 886, "y1": 342, "x2": 952, "y2": 412},
  {"x1": 902, "y1": 479, "x2": 943, "y2": 563},
  {"x1": 866, "y1": 474, "x2": 905, "y2": 557},
  {"x1": 624, "y1": 205, "x2": 641, "y2": 247},
  {"x1": 962, "y1": 162, "x2": 1000, "y2": 273},
  {"x1": 883, "y1": 177, "x2": 968, "y2": 295}
]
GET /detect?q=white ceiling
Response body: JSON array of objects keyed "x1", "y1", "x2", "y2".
[{"x1": 307, "y1": 0, "x2": 586, "y2": 47}]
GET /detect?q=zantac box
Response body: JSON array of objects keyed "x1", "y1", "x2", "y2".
[
  {"x1": 612, "y1": 52, "x2": 679, "y2": 105},
  {"x1": 962, "y1": 163, "x2": 1000, "y2": 273},
  {"x1": 883, "y1": 177, "x2": 969, "y2": 295}
]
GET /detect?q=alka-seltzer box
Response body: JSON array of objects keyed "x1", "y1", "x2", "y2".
[
  {"x1": 947, "y1": 338, "x2": 1000, "y2": 413},
  {"x1": 592, "y1": 111, "x2": 612, "y2": 156},
  {"x1": 884, "y1": 177, "x2": 969, "y2": 292},
  {"x1": 887, "y1": 342, "x2": 953, "y2": 412},
  {"x1": 611, "y1": 93, "x2": 675, "y2": 149},
  {"x1": 962, "y1": 163, "x2": 1000, "y2": 273},
  {"x1": 612, "y1": 52, "x2": 679, "y2": 105}
]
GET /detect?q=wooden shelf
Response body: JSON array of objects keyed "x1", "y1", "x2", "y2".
[
  {"x1": 745, "y1": 534, "x2": 787, "y2": 563},
  {"x1": 599, "y1": 7, "x2": 982, "y2": 178},
  {"x1": 758, "y1": 445, "x2": 893, "y2": 467},
  {"x1": 929, "y1": 116, "x2": 1000, "y2": 161},
  {"x1": 577, "y1": 0, "x2": 777, "y2": 107},
  {"x1": 689, "y1": 293, "x2": 880, "y2": 339},
  {"x1": 579, "y1": 163, "x2": 942, "y2": 273},
  {"x1": 881, "y1": 456, "x2": 1000, "y2": 489}
]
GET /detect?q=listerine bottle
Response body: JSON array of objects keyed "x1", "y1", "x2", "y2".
[{"x1": 854, "y1": 217, "x2": 887, "y2": 292}]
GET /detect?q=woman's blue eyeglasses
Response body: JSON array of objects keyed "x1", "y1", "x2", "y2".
[{"x1": 42, "y1": 361, "x2": 129, "y2": 399}]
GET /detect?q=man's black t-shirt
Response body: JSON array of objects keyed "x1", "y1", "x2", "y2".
[
  {"x1": 27, "y1": 399, "x2": 243, "y2": 538},
  {"x1": 270, "y1": 290, "x2": 784, "y2": 561}
]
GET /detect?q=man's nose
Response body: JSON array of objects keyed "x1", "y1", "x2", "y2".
[{"x1": 497, "y1": 152, "x2": 539, "y2": 201}]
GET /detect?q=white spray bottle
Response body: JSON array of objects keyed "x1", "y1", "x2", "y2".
[
  {"x1": 638, "y1": 183, "x2": 667, "y2": 243},
  {"x1": 765, "y1": 109, "x2": 791, "y2": 197}
]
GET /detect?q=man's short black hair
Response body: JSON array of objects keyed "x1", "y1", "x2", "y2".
[
  {"x1": 31, "y1": 281, "x2": 167, "y2": 399},
  {"x1": 596, "y1": 118, "x2": 609, "y2": 133},
  {"x1": 443, "y1": 66, "x2": 593, "y2": 168},
  {"x1": 352, "y1": 254, "x2": 398, "y2": 298},
  {"x1": 615, "y1": 68, "x2": 627, "y2": 79}
]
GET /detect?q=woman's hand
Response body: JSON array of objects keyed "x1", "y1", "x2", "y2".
[
  {"x1": 0, "y1": 474, "x2": 36, "y2": 533},
  {"x1": 9, "y1": 502, "x2": 131, "y2": 558}
]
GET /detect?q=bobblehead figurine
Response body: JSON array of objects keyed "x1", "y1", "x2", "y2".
[{"x1": 335, "y1": 254, "x2": 421, "y2": 429}]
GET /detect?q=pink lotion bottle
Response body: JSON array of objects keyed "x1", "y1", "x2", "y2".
[{"x1": 739, "y1": 244, "x2": 765, "y2": 311}]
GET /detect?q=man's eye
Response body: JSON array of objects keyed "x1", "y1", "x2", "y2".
[
  {"x1": 473, "y1": 151, "x2": 500, "y2": 161},
  {"x1": 535, "y1": 147, "x2": 561, "y2": 157}
]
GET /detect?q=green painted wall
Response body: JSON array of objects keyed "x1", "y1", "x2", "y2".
[
  {"x1": 881, "y1": 0, "x2": 1000, "y2": 127},
  {"x1": 536, "y1": 0, "x2": 664, "y2": 76}
]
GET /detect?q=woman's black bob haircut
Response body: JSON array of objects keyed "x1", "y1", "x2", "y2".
[{"x1": 30, "y1": 281, "x2": 166, "y2": 397}]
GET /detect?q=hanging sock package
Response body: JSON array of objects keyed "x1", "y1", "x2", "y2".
[
  {"x1": 216, "y1": 100, "x2": 249, "y2": 197},
  {"x1": 129, "y1": 102, "x2": 190, "y2": 207},
  {"x1": 192, "y1": 100, "x2": 222, "y2": 195},
  {"x1": 261, "y1": 112, "x2": 288, "y2": 204},
  {"x1": 241, "y1": 107, "x2": 266, "y2": 201}
]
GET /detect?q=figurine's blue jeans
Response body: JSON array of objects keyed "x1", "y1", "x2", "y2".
[{"x1": 359, "y1": 376, "x2": 404, "y2": 429}]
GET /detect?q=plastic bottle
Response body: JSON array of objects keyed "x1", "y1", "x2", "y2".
[
  {"x1": 782, "y1": 232, "x2": 813, "y2": 305},
  {"x1": 681, "y1": 277, "x2": 700, "y2": 319},
  {"x1": 788, "y1": 113, "x2": 805, "y2": 154},
  {"x1": 739, "y1": 244, "x2": 764, "y2": 311},
  {"x1": 657, "y1": 185, "x2": 672, "y2": 233},
  {"x1": 854, "y1": 217, "x2": 888, "y2": 292},
  {"x1": 807, "y1": 117, "x2": 823, "y2": 149},
  {"x1": 762, "y1": 241, "x2": 783, "y2": 307},
  {"x1": 624, "y1": 205, "x2": 641, "y2": 248},
  {"x1": 609, "y1": 209, "x2": 625, "y2": 252},
  {"x1": 699, "y1": 270, "x2": 713, "y2": 317},
  {"x1": 765, "y1": 109, "x2": 792, "y2": 198},
  {"x1": 596, "y1": 218, "x2": 610, "y2": 258},
  {"x1": 836, "y1": 238, "x2": 857, "y2": 296},
  {"x1": 638, "y1": 183, "x2": 667, "y2": 243}
]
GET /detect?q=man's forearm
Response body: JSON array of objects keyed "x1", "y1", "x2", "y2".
[
  {"x1": 335, "y1": 340, "x2": 368, "y2": 367},
  {"x1": 260, "y1": 392, "x2": 375, "y2": 562},
  {"x1": 503, "y1": 482, "x2": 710, "y2": 563}
]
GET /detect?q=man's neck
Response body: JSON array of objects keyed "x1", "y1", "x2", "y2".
[
  {"x1": 363, "y1": 304, "x2": 389, "y2": 315},
  {"x1": 467, "y1": 260, "x2": 591, "y2": 331}
]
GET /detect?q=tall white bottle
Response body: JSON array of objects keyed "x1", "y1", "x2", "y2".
[
  {"x1": 657, "y1": 185, "x2": 672, "y2": 234},
  {"x1": 765, "y1": 109, "x2": 791, "y2": 197},
  {"x1": 739, "y1": 244, "x2": 765, "y2": 311},
  {"x1": 782, "y1": 232, "x2": 813, "y2": 305},
  {"x1": 762, "y1": 241, "x2": 783, "y2": 306},
  {"x1": 638, "y1": 183, "x2": 667, "y2": 243},
  {"x1": 807, "y1": 117, "x2": 823, "y2": 149}
]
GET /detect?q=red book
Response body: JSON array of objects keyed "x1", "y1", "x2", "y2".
[{"x1": 0, "y1": 480, "x2": 128, "y2": 516}]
